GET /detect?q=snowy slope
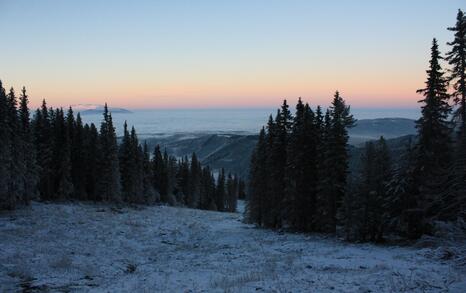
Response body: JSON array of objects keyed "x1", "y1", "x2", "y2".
[{"x1": 0, "y1": 202, "x2": 465, "y2": 292}]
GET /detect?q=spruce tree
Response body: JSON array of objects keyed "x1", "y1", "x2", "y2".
[
  {"x1": 83, "y1": 123, "x2": 100, "y2": 201},
  {"x1": 385, "y1": 139, "x2": 420, "y2": 238},
  {"x1": 142, "y1": 142, "x2": 157, "y2": 203},
  {"x1": 130, "y1": 126, "x2": 144, "y2": 202},
  {"x1": 216, "y1": 168, "x2": 226, "y2": 211},
  {"x1": 187, "y1": 153, "x2": 201, "y2": 208},
  {"x1": 0, "y1": 81, "x2": 12, "y2": 209},
  {"x1": 285, "y1": 99, "x2": 318, "y2": 231},
  {"x1": 415, "y1": 39, "x2": 452, "y2": 219},
  {"x1": 152, "y1": 145, "x2": 163, "y2": 195},
  {"x1": 97, "y1": 104, "x2": 121, "y2": 201},
  {"x1": 6, "y1": 88, "x2": 24, "y2": 206},
  {"x1": 52, "y1": 108, "x2": 73, "y2": 199},
  {"x1": 71, "y1": 113, "x2": 87, "y2": 199},
  {"x1": 33, "y1": 100, "x2": 54, "y2": 200},
  {"x1": 349, "y1": 137, "x2": 391, "y2": 242},
  {"x1": 266, "y1": 101, "x2": 292, "y2": 228},
  {"x1": 446, "y1": 9, "x2": 466, "y2": 220},
  {"x1": 238, "y1": 179, "x2": 246, "y2": 200},
  {"x1": 119, "y1": 123, "x2": 144, "y2": 203},
  {"x1": 119, "y1": 121, "x2": 132, "y2": 201},
  {"x1": 322, "y1": 92, "x2": 355, "y2": 233},
  {"x1": 18, "y1": 87, "x2": 39, "y2": 203},
  {"x1": 247, "y1": 127, "x2": 267, "y2": 224},
  {"x1": 446, "y1": 9, "x2": 466, "y2": 133}
]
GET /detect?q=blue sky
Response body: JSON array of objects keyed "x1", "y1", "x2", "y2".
[{"x1": 1, "y1": 0, "x2": 464, "y2": 108}]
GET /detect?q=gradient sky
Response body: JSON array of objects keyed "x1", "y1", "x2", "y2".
[{"x1": 1, "y1": 0, "x2": 465, "y2": 109}]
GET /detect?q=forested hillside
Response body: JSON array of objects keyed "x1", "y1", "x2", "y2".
[{"x1": 247, "y1": 11, "x2": 466, "y2": 242}]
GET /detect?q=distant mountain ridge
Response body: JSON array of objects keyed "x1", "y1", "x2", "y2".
[
  {"x1": 144, "y1": 118, "x2": 417, "y2": 179},
  {"x1": 72, "y1": 104, "x2": 132, "y2": 114},
  {"x1": 349, "y1": 118, "x2": 416, "y2": 145}
]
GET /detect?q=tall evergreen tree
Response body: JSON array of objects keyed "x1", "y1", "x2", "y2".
[
  {"x1": 52, "y1": 108, "x2": 73, "y2": 199},
  {"x1": 6, "y1": 88, "x2": 24, "y2": 206},
  {"x1": 415, "y1": 39, "x2": 452, "y2": 219},
  {"x1": 385, "y1": 139, "x2": 421, "y2": 238},
  {"x1": 284, "y1": 99, "x2": 318, "y2": 231},
  {"x1": 71, "y1": 113, "x2": 87, "y2": 199},
  {"x1": 247, "y1": 127, "x2": 267, "y2": 225},
  {"x1": 33, "y1": 100, "x2": 54, "y2": 200},
  {"x1": 446, "y1": 9, "x2": 466, "y2": 220},
  {"x1": 347, "y1": 137, "x2": 391, "y2": 242},
  {"x1": 97, "y1": 104, "x2": 121, "y2": 201},
  {"x1": 216, "y1": 168, "x2": 226, "y2": 211},
  {"x1": 187, "y1": 153, "x2": 201, "y2": 208},
  {"x1": 152, "y1": 145, "x2": 166, "y2": 199},
  {"x1": 320, "y1": 92, "x2": 355, "y2": 233},
  {"x1": 142, "y1": 142, "x2": 157, "y2": 203},
  {"x1": 266, "y1": 101, "x2": 293, "y2": 228},
  {"x1": 0, "y1": 81, "x2": 13, "y2": 209},
  {"x1": 83, "y1": 123, "x2": 100, "y2": 201},
  {"x1": 119, "y1": 123, "x2": 144, "y2": 203},
  {"x1": 446, "y1": 9, "x2": 466, "y2": 133},
  {"x1": 18, "y1": 87, "x2": 39, "y2": 203}
]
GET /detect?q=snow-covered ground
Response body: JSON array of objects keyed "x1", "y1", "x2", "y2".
[{"x1": 0, "y1": 201, "x2": 465, "y2": 292}]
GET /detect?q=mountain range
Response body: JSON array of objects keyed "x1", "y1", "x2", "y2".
[{"x1": 143, "y1": 118, "x2": 417, "y2": 178}]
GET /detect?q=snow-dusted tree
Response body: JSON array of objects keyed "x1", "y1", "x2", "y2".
[
  {"x1": 415, "y1": 39, "x2": 452, "y2": 219},
  {"x1": 446, "y1": 9, "x2": 466, "y2": 220},
  {"x1": 447, "y1": 9, "x2": 466, "y2": 133},
  {"x1": 347, "y1": 137, "x2": 391, "y2": 242}
]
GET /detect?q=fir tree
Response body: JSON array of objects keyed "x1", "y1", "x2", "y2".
[
  {"x1": 238, "y1": 179, "x2": 246, "y2": 200},
  {"x1": 6, "y1": 88, "x2": 24, "y2": 206},
  {"x1": 446, "y1": 9, "x2": 466, "y2": 133},
  {"x1": 415, "y1": 39, "x2": 452, "y2": 219},
  {"x1": 321, "y1": 92, "x2": 355, "y2": 233},
  {"x1": 142, "y1": 142, "x2": 158, "y2": 203},
  {"x1": 225, "y1": 173, "x2": 238, "y2": 212},
  {"x1": 187, "y1": 153, "x2": 201, "y2": 208},
  {"x1": 71, "y1": 113, "x2": 87, "y2": 199},
  {"x1": 266, "y1": 101, "x2": 292, "y2": 228},
  {"x1": 97, "y1": 104, "x2": 121, "y2": 201},
  {"x1": 152, "y1": 145, "x2": 166, "y2": 199},
  {"x1": 284, "y1": 99, "x2": 318, "y2": 231},
  {"x1": 83, "y1": 123, "x2": 100, "y2": 201},
  {"x1": 52, "y1": 108, "x2": 73, "y2": 199},
  {"x1": 216, "y1": 168, "x2": 226, "y2": 211},
  {"x1": 247, "y1": 127, "x2": 267, "y2": 225},
  {"x1": 18, "y1": 87, "x2": 39, "y2": 203},
  {"x1": 446, "y1": 9, "x2": 466, "y2": 220},
  {"x1": 33, "y1": 100, "x2": 54, "y2": 200},
  {"x1": 0, "y1": 81, "x2": 13, "y2": 209},
  {"x1": 348, "y1": 137, "x2": 391, "y2": 242}
]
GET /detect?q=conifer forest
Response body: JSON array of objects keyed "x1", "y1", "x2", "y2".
[{"x1": 1, "y1": 3, "x2": 465, "y2": 292}]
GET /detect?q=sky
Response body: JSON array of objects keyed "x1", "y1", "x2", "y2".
[{"x1": 1, "y1": 0, "x2": 465, "y2": 109}]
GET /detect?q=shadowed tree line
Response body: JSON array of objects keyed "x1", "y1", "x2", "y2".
[
  {"x1": 247, "y1": 10, "x2": 466, "y2": 242},
  {"x1": 0, "y1": 93, "x2": 245, "y2": 212}
]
